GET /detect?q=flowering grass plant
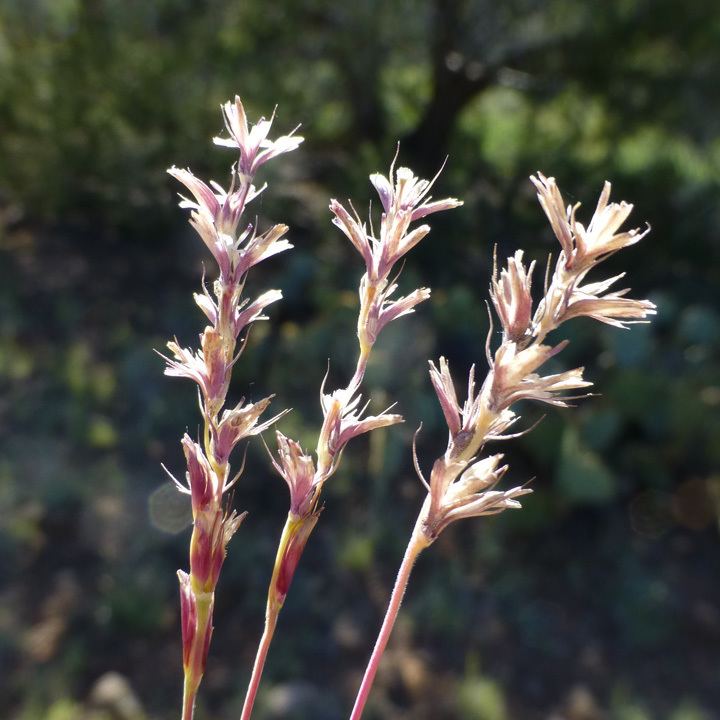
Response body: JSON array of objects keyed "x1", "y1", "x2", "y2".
[{"x1": 163, "y1": 96, "x2": 655, "y2": 720}]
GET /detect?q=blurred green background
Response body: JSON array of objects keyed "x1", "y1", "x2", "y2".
[{"x1": 1, "y1": 1, "x2": 719, "y2": 719}]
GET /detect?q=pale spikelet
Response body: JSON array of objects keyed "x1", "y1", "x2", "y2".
[
  {"x1": 318, "y1": 387, "x2": 403, "y2": 462},
  {"x1": 370, "y1": 164, "x2": 462, "y2": 221},
  {"x1": 428, "y1": 357, "x2": 462, "y2": 437},
  {"x1": 491, "y1": 250, "x2": 535, "y2": 342},
  {"x1": 428, "y1": 358, "x2": 488, "y2": 455},
  {"x1": 421, "y1": 453, "x2": 531, "y2": 539},
  {"x1": 212, "y1": 397, "x2": 286, "y2": 466},
  {"x1": 271, "y1": 432, "x2": 317, "y2": 517},
  {"x1": 564, "y1": 293, "x2": 656, "y2": 327},
  {"x1": 562, "y1": 272, "x2": 657, "y2": 328},
  {"x1": 213, "y1": 95, "x2": 304, "y2": 176},
  {"x1": 488, "y1": 341, "x2": 592, "y2": 410},
  {"x1": 530, "y1": 175, "x2": 655, "y2": 339},
  {"x1": 329, "y1": 200, "x2": 373, "y2": 270},
  {"x1": 234, "y1": 290, "x2": 284, "y2": 337},
  {"x1": 331, "y1": 163, "x2": 461, "y2": 283},
  {"x1": 530, "y1": 172, "x2": 575, "y2": 262},
  {"x1": 236, "y1": 224, "x2": 293, "y2": 277},
  {"x1": 163, "y1": 332, "x2": 228, "y2": 414},
  {"x1": 530, "y1": 172, "x2": 651, "y2": 270}
]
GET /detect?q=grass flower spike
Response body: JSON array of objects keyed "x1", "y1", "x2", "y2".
[
  {"x1": 163, "y1": 97, "x2": 301, "y2": 720},
  {"x1": 349, "y1": 172, "x2": 655, "y2": 720},
  {"x1": 239, "y1": 161, "x2": 461, "y2": 720}
]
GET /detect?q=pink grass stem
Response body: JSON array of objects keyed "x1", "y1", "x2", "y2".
[
  {"x1": 181, "y1": 682, "x2": 196, "y2": 720},
  {"x1": 240, "y1": 597, "x2": 279, "y2": 720},
  {"x1": 349, "y1": 528, "x2": 427, "y2": 720},
  {"x1": 347, "y1": 352, "x2": 369, "y2": 394},
  {"x1": 240, "y1": 344, "x2": 370, "y2": 720}
]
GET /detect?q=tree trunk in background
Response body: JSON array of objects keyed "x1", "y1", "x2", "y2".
[{"x1": 403, "y1": 0, "x2": 491, "y2": 172}]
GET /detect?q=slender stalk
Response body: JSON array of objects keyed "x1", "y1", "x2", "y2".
[
  {"x1": 181, "y1": 682, "x2": 196, "y2": 720},
  {"x1": 240, "y1": 606, "x2": 279, "y2": 720},
  {"x1": 241, "y1": 511, "x2": 307, "y2": 720},
  {"x1": 347, "y1": 351, "x2": 369, "y2": 395},
  {"x1": 349, "y1": 524, "x2": 429, "y2": 720},
  {"x1": 240, "y1": 350, "x2": 371, "y2": 720}
]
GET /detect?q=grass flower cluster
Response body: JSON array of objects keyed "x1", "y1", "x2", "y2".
[{"x1": 163, "y1": 96, "x2": 655, "y2": 720}]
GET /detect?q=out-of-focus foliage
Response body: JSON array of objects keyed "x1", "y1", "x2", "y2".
[{"x1": 1, "y1": 1, "x2": 719, "y2": 719}]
